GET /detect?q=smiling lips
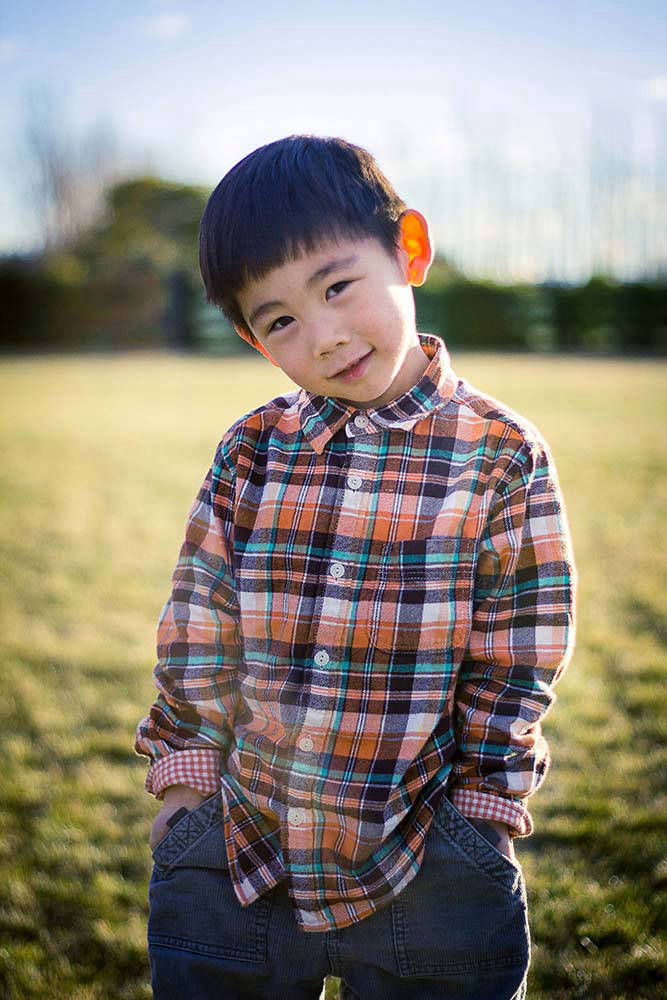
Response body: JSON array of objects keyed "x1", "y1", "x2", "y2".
[{"x1": 330, "y1": 349, "x2": 374, "y2": 379}]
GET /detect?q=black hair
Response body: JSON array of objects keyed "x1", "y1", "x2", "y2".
[{"x1": 198, "y1": 135, "x2": 407, "y2": 344}]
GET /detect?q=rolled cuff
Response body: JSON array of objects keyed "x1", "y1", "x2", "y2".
[
  {"x1": 145, "y1": 748, "x2": 222, "y2": 800},
  {"x1": 448, "y1": 787, "x2": 533, "y2": 838}
]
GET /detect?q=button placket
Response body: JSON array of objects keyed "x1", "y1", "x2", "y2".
[{"x1": 309, "y1": 419, "x2": 375, "y2": 711}]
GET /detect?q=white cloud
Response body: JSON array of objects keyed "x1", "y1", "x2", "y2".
[
  {"x1": 143, "y1": 14, "x2": 190, "y2": 40},
  {"x1": 642, "y1": 75, "x2": 667, "y2": 101}
]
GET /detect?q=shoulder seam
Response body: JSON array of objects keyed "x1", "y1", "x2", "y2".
[{"x1": 450, "y1": 379, "x2": 544, "y2": 450}]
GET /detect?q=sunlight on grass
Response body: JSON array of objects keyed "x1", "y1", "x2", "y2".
[{"x1": 0, "y1": 348, "x2": 665, "y2": 999}]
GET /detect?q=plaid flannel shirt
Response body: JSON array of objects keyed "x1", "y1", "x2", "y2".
[{"x1": 135, "y1": 332, "x2": 577, "y2": 932}]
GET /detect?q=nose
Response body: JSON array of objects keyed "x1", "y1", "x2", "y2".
[{"x1": 306, "y1": 313, "x2": 349, "y2": 358}]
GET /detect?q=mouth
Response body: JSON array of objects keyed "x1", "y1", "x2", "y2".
[{"x1": 330, "y1": 349, "x2": 374, "y2": 379}]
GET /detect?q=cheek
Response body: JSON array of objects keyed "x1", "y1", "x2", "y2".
[
  {"x1": 358, "y1": 291, "x2": 409, "y2": 345},
  {"x1": 275, "y1": 346, "x2": 318, "y2": 387},
  {"x1": 354, "y1": 296, "x2": 390, "y2": 332}
]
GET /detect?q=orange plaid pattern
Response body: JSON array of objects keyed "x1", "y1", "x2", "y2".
[{"x1": 135, "y1": 333, "x2": 577, "y2": 932}]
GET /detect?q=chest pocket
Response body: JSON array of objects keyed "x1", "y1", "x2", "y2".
[{"x1": 364, "y1": 535, "x2": 477, "y2": 655}]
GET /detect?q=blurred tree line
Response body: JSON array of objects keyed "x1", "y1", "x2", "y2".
[{"x1": 1, "y1": 175, "x2": 666, "y2": 357}]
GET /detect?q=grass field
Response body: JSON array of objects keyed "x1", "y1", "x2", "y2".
[{"x1": 0, "y1": 348, "x2": 665, "y2": 999}]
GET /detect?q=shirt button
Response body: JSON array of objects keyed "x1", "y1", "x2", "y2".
[
  {"x1": 354, "y1": 414, "x2": 369, "y2": 429},
  {"x1": 314, "y1": 649, "x2": 330, "y2": 666},
  {"x1": 288, "y1": 807, "x2": 307, "y2": 826},
  {"x1": 298, "y1": 736, "x2": 314, "y2": 752},
  {"x1": 347, "y1": 474, "x2": 362, "y2": 490},
  {"x1": 330, "y1": 561, "x2": 345, "y2": 579}
]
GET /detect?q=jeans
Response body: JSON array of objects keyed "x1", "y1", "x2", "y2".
[{"x1": 148, "y1": 790, "x2": 530, "y2": 999}]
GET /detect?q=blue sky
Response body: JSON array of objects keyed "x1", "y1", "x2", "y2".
[{"x1": 2, "y1": 1, "x2": 666, "y2": 278}]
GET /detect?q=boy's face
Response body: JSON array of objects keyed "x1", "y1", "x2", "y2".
[{"x1": 236, "y1": 230, "x2": 431, "y2": 409}]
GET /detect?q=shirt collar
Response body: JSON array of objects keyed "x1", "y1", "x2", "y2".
[{"x1": 296, "y1": 333, "x2": 458, "y2": 455}]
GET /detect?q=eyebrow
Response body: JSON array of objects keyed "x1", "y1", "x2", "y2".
[{"x1": 248, "y1": 254, "x2": 360, "y2": 329}]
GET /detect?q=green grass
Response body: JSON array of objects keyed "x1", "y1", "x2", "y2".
[{"x1": 0, "y1": 349, "x2": 665, "y2": 999}]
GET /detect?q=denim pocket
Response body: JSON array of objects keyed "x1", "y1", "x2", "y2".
[
  {"x1": 434, "y1": 794, "x2": 524, "y2": 886},
  {"x1": 148, "y1": 789, "x2": 272, "y2": 964},
  {"x1": 391, "y1": 796, "x2": 530, "y2": 982},
  {"x1": 151, "y1": 790, "x2": 227, "y2": 873}
]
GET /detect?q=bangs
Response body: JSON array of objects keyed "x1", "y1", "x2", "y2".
[{"x1": 199, "y1": 135, "x2": 406, "y2": 338}]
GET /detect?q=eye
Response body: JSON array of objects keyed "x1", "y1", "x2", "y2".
[
  {"x1": 267, "y1": 315, "x2": 293, "y2": 334},
  {"x1": 326, "y1": 280, "x2": 350, "y2": 300}
]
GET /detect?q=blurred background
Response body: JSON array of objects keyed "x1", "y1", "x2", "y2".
[
  {"x1": 1, "y1": 4, "x2": 665, "y2": 1000},
  {"x1": 1, "y1": 0, "x2": 666, "y2": 356}
]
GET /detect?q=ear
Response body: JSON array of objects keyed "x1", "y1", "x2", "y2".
[
  {"x1": 233, "y1": 322, "x2": 281, "y2": 367},
  {"x1": 397, "y1": 209, "x2": 433, "y2": 286}
]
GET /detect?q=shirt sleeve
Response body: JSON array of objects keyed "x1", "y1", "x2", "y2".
[
  {"x1": 449, "y1": 437, "x2": 577, "y2": 837},
  {"x1": 134, "y1": 439, "x2": 241, "y2": 799}
]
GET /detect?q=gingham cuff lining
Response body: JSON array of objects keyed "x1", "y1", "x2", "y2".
[
  {"x1": 449, "y1": 787, "x2": 533, "y2": 838},
  {"x1": 146, "y1": 749, "x2": 221, "y2": 800}
]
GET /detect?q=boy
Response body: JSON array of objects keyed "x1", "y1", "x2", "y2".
[{"x1": 135, "y1": 135, "x2": 577, "y2": 999}]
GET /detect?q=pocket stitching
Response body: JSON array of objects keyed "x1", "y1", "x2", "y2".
[
  {"x1": 431, "y1": 803, "x2": 523, "y2": 891},
  {"x1": 440, "y1": 795, "x2": 523, "y2": 879},
  {"x1": 392, "y1": 870, "x2": 529, "y2": 976},
  {"x1": 366, "y1": 569, "x2": 464, "y2": 652},
  {"x1": 148, "y1": 891, "x2": 272, "y2": 962},
  {"x1": 151, "y1": 792, "x2": 222, "y2": 870},
  {"x1": 366, "y1": 537, "x2": 476, "y2": 653}
]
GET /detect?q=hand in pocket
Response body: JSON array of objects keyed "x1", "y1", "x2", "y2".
[
  {"x1": 467, "y1": 818, "x2": 515, "y2": 863},
  {"x1": 149, "y1": 785, "x2": 207, "y2": 849}
]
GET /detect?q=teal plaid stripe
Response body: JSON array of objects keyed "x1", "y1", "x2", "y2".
[{"x1": 136, "y1": 333, "x2": 577, "y2": 932}]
